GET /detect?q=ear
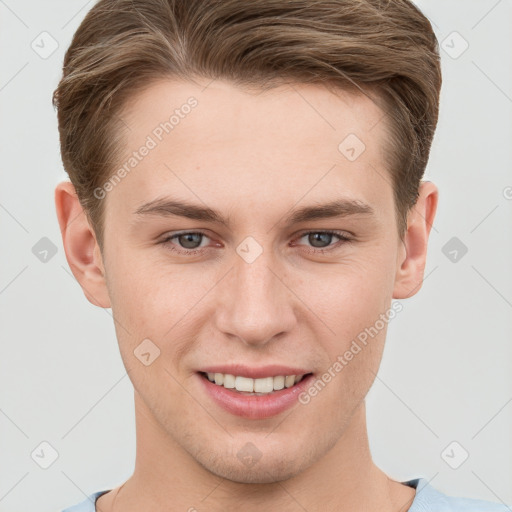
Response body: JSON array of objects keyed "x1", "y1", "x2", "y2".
[
  {"x1": 393, "y1": 180, "x2": 438, "y2": 299},
  {"x1": 54, "y1": 180, "x2": 111, "y2": 308}
]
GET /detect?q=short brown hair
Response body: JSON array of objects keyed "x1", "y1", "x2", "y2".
[{"x1": 53, "y1": 0, "x2": 442, "y2": 251}]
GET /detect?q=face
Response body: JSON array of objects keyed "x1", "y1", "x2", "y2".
[{"x1": 89, "y1": 78, "x2": 409, "y2": 483}]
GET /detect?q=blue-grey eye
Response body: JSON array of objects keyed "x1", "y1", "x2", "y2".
[
  {"x1": 307, "y1": 232, "x2": 334, "y2": 248},
  {"x1": 176, "y1": 232, "x2": 203, "y2": 249}
]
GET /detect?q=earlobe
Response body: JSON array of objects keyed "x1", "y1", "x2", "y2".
[
  {"x1": 54, "y1": 180, "x2": 111, "y2": 308},
  {"x1": 392, "y1": 181, "x2": 438, "y2": 299}
]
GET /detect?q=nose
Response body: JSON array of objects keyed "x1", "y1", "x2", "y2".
[{"x1": 213, "y1": 247, "x2": 297, "y2": 348}]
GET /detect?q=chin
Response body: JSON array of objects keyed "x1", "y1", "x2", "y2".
[
  {"x1": 194, "y1": 442, "x2": 315, "y2": 485},
  {"x1": 206, "y1": 458, "x2": 305, "y2": 484}
]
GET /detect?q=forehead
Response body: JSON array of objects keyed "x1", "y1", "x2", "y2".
[{"x1": 110, "y1": 78, "x2": 392, "y2": 221}]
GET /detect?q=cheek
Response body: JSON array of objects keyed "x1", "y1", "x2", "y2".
[
  {"x1": 306, "y1": 249, "x2": 396, "y2": 395},
  {"x1": 106, "y1": 258, "x2": 212, "y2": 365},
  {"x1": 311, "y1": 250, "x2": 395, "y2": 334},
  {"x1": 305, "y1": 278, "x2": 391, "y2": 419},
  {"x1": 106, "y1": 252, "x2": 187, "y2": 321}
]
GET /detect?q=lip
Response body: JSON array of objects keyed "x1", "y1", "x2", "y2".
[
  {"x1": 198, "y1": 364, "x2": 312, "y2": 379},
  {"x1": 197, "y1": 371, "x2": 315, "y2": 420}
]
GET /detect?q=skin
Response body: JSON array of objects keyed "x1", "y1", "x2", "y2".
[{"x1": 55, "y1": 78, "x2": 437, "y2": 512}]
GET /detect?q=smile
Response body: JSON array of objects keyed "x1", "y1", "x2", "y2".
[
  {"x1": 201, "y1": 372, "x2": 309, "y2": 395},
  {"x1": 197, "y1": 371, "x2": 315, "y2": 419}
]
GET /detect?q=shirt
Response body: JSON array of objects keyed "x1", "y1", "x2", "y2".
[{"x1": 61, "y1": 477, "x2": 511, "y2": 511}]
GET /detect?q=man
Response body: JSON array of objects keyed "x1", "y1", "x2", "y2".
[{"x1": 53, "y1": 0, "x2": 508, "y2": 510}]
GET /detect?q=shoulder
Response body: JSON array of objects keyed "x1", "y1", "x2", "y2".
[
  {"x1": 406, "y1": 478, "x2": 510, "y2": 512},
  {"x1": 61, "y1": 490, "x2": 111, "y2": 512}
]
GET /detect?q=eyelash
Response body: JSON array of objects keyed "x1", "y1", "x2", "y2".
[{"x1": 159, "y1": 230, "x2": 353, "y2": 256}]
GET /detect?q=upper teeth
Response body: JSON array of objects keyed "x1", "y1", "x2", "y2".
[{"x1": 206, "y1": 372, "x2": 305, "y2": 394}]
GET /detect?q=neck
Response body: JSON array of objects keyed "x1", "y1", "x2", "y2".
[{"x1": 99, "y1": 393, "x2": 415, "y2": 512}]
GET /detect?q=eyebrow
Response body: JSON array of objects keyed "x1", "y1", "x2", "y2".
[{"x1": 133, "y1": 197, "x2": 375, "y2": 227}]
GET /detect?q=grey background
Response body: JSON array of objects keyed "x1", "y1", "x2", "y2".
[{"x1": 1, "y1": 1, "x2": 511, "y2": 510}]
